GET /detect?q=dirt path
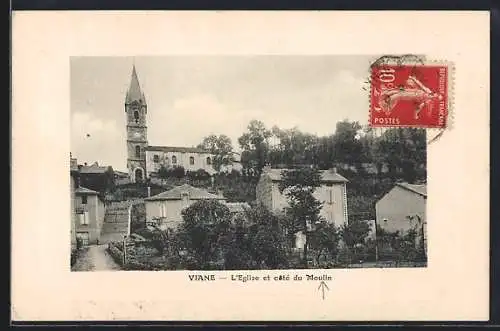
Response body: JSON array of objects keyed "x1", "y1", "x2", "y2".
[{"x1": 72, "y1": 245, "x2": 121, "y2": 271}]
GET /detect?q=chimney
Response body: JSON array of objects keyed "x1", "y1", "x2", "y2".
[
  {"x1": 147, "y1": 186, "x2": 151, "y2": 197},
  {"x1": 217, "y1": 189, "x2": 224, "y2": 198},
  {"x1": 330, "y1": 167, "x2": 337, "y2": 174}
]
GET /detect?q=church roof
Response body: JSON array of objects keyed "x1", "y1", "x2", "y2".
[
  {"x1": 145, "y1": 145, "x2": 211, "y2": 154},
  {"x1": 145, "y1": 184, "x2": 226, "y2": 201},
  {"x1": 125, "y1": 65, "x2": 146, "y2": 105}
]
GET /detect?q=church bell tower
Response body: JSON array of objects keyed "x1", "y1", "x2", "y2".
[{"x1": 125, "y1": 64, "x2": 148, "y2": 183}]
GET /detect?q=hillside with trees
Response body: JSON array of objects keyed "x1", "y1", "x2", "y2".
[
  {"x1": 109, "y1": 119, "x2": 426, "y2": 221},
  {"x1": 107, "y1": 119, "x2": 427, "y2": 270}
]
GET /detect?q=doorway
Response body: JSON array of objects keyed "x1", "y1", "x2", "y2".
[
  {"x1": 135, "y1": 168, "x2": 143, "y2": 183},
  {"x1": 76, "y1": 232, "x2": 89, "y2": 247}
]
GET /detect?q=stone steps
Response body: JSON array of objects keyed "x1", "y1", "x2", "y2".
[
  {"x1": 99, "y1": 200, "x2": 142, "y2": 244},
  {"x1": 101, "y1": 222, "x2": 128, "y2": 231},
  {"x1": 100, "y1": 232, "x2": 128, "y2": 244}
]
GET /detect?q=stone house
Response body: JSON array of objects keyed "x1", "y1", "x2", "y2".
[
  {"x1": 70, "y1": 155, "x2": 80, "y2": 250},
  {"x1": 255, "y1": 166, "x2": 349, "y2": 248},
  {"x1": 375, "y1": 182, "x2": 427, "y2": 250},
  {"x1": 256, "y1": 167, "x2": 349, "y2": 227},
  {"x1": 78, "y1": 161, "x2": 114, "y2": 195},
  {"x1": 74, "y1": 186, "x2": 106, "y2": 245},
  {"x1": 144, "y1": 184, "x2": 226, "y2": 230}
]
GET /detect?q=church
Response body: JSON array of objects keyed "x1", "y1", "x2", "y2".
[{"x1": 125, "y1": 65, "x2": 216, "y2": 183}]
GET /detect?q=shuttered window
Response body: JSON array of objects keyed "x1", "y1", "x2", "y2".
[{"x1": 77, "y1": 211, "x2": 89, "y2": 225}]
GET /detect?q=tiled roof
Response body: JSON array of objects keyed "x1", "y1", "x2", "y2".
[
  {"x1": 225, "y1": 202, "x2": 250, "y2": 213},
  {"x1": 397, "y1": 182, "x2": 427, "y2": 197},
  {"x1": 75, "y1": 186, "x2": 98, "y2": 195},
  {"x1": 263, "y1": 168, "x2": 348, "y2": 183},
  {"x1": 79, "y1": 163, "x2": 109, "y2": 174},
  {"x1": 114, "y1": 170, "x2": 129, "y2": 177},
  {"x1": 145, "y1": 145, "x2": 210, "y2": 154},
  {"x1": 145, "y1": 184, "x2": 226, "y2": 201}
]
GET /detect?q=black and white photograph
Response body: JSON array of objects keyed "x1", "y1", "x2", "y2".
[
  {"x1": 13, "y1": 10, "x2": 490, "y2": 322},
  {"x1": 70, "y1": 56, "x2": 427, "y2": 271}
]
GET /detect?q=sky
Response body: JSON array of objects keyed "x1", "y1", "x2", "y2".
[{"x1": 71, "y1": 55, "x2": 376, "y2": 171}]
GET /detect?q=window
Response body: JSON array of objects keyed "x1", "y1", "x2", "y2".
[
  {"x1": 76, "y1": 232, "x2": 89, "y2": 246},
  {"x1": 189, "y1": 156, "x2": 195, "y2": 165},
  {"x1": 81, "y1": 195, "x2": 87, "y2": 204},
  {"x1": 153, "y1": 154, "x2": 159, "y2": 163},
  {"x1": 77, "y1": 210, "x2": 89, "y2": 225},
  {"x1": 135, "y1": 168, "x2": 143, "y2": 183},
  {"x1": 206, "y1": 157, "x2": 212, "y2": 165},
  {"x1": 328, "y1": 189, "x2": 334, "y2": 204},
  {"x1": 134, "y1": 110, "x2": 139, "y2": 123},
  {"x1": 135, "y1": 145, "x2": 141, "y2": 158},
  {"x1": 172, "y1": 155, "x2": 177, "y2": 164}
]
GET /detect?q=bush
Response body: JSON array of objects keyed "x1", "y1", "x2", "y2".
[
  {"x1": 170, "y1": 166, "x2": 186, "y2": 179},
  {"x1": 134, "y1": 228, "x2": 155, "y2": 240},
  {"x1": 70, "y1": 250, "x2": 77, "y2": 266},
  {"x1": 186, "y1": 169, "x2": 211, "y2": 181},
  {"x1": 130, "y1": 203, "x2": 146, "y2": 233},
  {"x1": 107, "y1": 244, "x2": 124, "y2": 265}
]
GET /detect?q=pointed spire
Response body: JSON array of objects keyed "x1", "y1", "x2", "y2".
[{"x1": 126, "y1": 64, "x2": 145, "y2": 104}]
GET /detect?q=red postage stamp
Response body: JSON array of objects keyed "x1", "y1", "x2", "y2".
[{"x1": 369, "y1": 61, "x2": 449, "y2": 128}]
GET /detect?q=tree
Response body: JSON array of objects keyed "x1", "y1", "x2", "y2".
[
  {"x1": 104, "y1": 166, "x2": 116, "y2": 194},
  {"x1": 172, "y1": 166, "x2": 186, "y2": 179},
  {"x1": 158, "y1": 165, "x2": 169, "y2": 185},
  {"x1": 198, "y1": 134, "x2": 235, "y2": 172},
  {"x1": 269, "y1": 126, "x2": 320, "y2": 167},
  {"x1": 376, "y1": 225, "x2": 400, "y2": 256},
  {"x1": 308, "y1": 221, "x2": 340, "y2": 266},
  {"x1": 278, "y1": 167, "x2": 323, "y2": 267},
  {"x1": 244, "y1": 203, "x2": 289, "y2": 269},
  {"x1": 238, "y1": 120, "x2": 272, "y2": 176},
  {"x1": 186, "y1": 169, "x2": 211, "y2": 182},
  {"x1": 315, "y1": 135, "x2": 335, "y2": 169},
  {"x1": 178, "y1": 200, "x2": 232, "y2": 269},
  {"x1": 339, "y1": 219, "x2": 371, "y2": 260},
  {"x1": 375, "y1": 128, "x2": 426, "y2": 182},
  {"x1": 222, "y1": 219, "x2": 254, "y2": 270},
  {"x1": 332, "y1": 120, "x2": 364, "y2": 170}
]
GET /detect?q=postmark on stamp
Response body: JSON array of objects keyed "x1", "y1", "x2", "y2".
[{"x1": 369, "y1": 55, "x2": 451, "y2": 130}]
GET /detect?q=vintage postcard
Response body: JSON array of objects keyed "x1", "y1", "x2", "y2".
[{"x1": 12, "y1": 11, "x2": 489, "y2": 322}]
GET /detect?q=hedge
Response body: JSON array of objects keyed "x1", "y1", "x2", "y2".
[{"x1": 107, "y1": 244, "x2": 124, "y2": 265}]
